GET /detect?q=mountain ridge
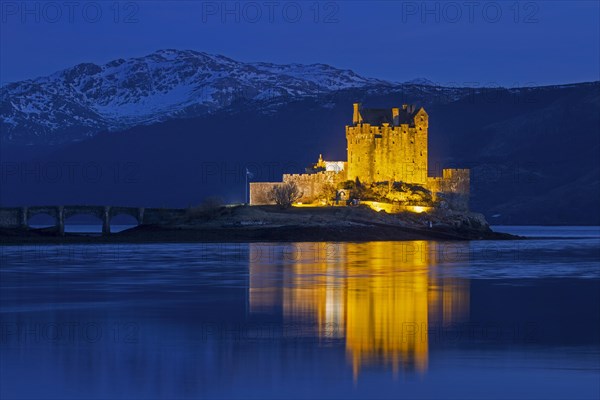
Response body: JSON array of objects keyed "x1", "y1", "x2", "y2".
[
  {"x1": 1, "y1": 49, "x2": 392, "y2": 144},
  {"x1": 6, "y1": 49, "x2": 594, "y2": 146}
]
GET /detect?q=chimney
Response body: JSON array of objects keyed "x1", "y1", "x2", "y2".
[
  {"x1": 392, "y1": 107, "x2": 399, "y2": 126},
  {"x1": 353, "y1": 103, "x2": 362, "y2": 125}
]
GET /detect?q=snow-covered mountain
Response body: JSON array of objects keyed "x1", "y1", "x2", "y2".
[
  {"x1": 1, "y1": 49, "x2": 395, "y2": 145},
  {"x1": 403, "y1": 77, "x2": 437, "y2": 86}
]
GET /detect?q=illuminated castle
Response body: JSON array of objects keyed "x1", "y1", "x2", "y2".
[
  {"x1": 250, "y1": 103, "x2": 470, "y2": 211},
  {"x1": 347, "y1": 103, "x2": 429, "y2": 184}
]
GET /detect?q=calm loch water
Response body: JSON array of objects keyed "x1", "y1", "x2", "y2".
[{"x1": 1, "y1": 227, "x2": 599, "y2": 399}]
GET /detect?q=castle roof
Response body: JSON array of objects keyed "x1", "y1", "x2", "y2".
[{"x1": 359, "y1": 107, "x2": 419, "y2": 126}]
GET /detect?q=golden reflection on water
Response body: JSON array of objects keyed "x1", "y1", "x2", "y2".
[{"x1": 248, "y1": 242, "x2": 469, "y2": 379}]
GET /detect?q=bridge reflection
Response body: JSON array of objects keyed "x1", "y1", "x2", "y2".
[{"x1": 248, "y1": 242, "x2": 470, "y2": 378}]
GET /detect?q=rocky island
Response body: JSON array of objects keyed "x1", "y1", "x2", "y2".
[{"x1": 0, "y1": 204, "x2": 516, "y2": 244}]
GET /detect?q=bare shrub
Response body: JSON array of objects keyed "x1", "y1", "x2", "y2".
[
  {"x1": 270, "y1": 182, "x2": 303, "y2": 208},
  {"x1": 318, "y1": 182, "x2": 337, "y2": 205}
]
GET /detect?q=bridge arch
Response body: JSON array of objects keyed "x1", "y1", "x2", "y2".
[
  {"x1": 27, "y1": 206, "x2": 63, "y2": 234},
  {"x1": 28, "y1": 212, "x2": 58, "y2": 229},
  {"x1": 110, "y1": 213, "x2": 139, "y2": 232},
  {"x1": 63, "y1": 206, "x2": 107, "y2": 234},
  {"x1": 63, "y1": 213, "x2": 105, "y2": 234}
]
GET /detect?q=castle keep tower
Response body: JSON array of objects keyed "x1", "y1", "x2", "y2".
[{"x1": 346, "y1": 103, "x2": 428, "y2": 185}]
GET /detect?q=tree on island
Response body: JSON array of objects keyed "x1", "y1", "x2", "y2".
[
  {"x1": 270, "y1": 182, "x2": 303, "y2": 208},
  {"x1": 317, "y1": 182, "x2": 338, "y2": 205}
]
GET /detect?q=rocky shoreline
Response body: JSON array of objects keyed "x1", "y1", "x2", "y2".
[{"x1": 0, "y1": 205, "x2": 520, "y2": 244}]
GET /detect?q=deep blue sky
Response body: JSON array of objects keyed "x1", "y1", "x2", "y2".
[{"x1": 1, "y1": 1, "x2": 598, "y2": 86}]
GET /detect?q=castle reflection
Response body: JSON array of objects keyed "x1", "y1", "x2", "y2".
[{"x1": 248, "y1": 242, "x2": 470, "y2": 379}]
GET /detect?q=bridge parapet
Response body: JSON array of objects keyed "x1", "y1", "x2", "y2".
[
  {"x1": 0, "y1": 207, "x2": 27, "y2": 229},
  {"x1": 110, "y1": 207, "x2": 145, "y2": 224}
]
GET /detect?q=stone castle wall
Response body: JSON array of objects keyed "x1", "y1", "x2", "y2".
[
  {"x1": 441, "y1": 169, "x2": 470, "y2": 194},
  {"x1": 283, "y1": 170, "x2": 347, "y2": 203},
  {"x1": 426, "y1": 168, "x2": 470, "y2": 211},
  {"x1": 249, "y1": 182, "x2": 283, "y2": 205},
  {"x1": 249, "y1": 170, "x2": 348, "y2": 206}
]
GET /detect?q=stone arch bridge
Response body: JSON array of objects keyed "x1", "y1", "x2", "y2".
[{"x1": 0, "y1": 206, "x2": 186, "y2": 235}]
